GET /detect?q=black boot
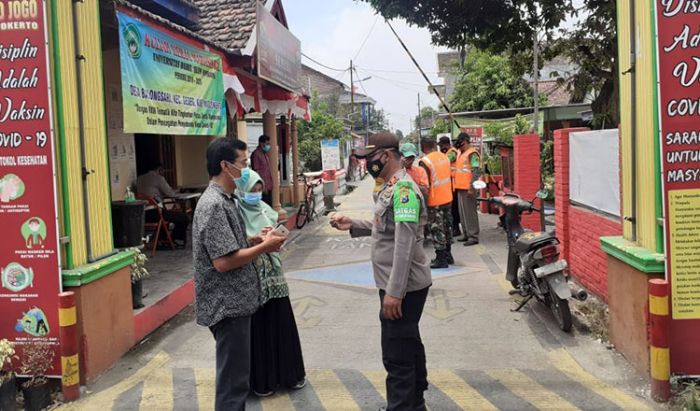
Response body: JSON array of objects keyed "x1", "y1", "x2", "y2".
[
  {"x1": 446, "y1": 245, "x2": 455, "y2": 265},
  {"x1": 430, "y1": 250, "x2": 448, "y2": 269}
]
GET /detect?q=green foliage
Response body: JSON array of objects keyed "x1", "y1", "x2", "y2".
[
  {"x1": 297, "y1": 97, "x2": 346, "y2": 172},
  {"x1": 360, "y1": 0, "x2": 572, "y2": 54},
  {"x1": 555, "y1": 1, "x2": 618, "y2": 127},
  {"x1": 415, "y1": 106, "x2": 438, "y2": 130},
  {"x1": 361, "y1": 0, "x2": 618, "y2": 127},
  {"x1": 672, "y1": 382, "x2": 700, "y2": 411},
  {"x1": 450, "y1": 51, "x2": 546, "y2": 113},
  {"x1": 430, "y1": 118, "x2": 450, "y2": 139},
  {"x1": 130, "y1": 248, "x2": 149, "y2": 283},
  {"x1": 395, "y1": 129, "x2": 405, "y2": 140}
]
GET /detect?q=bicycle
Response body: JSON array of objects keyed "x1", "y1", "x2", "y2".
[{"x1": 296, "y1": 174, "x2": 322, "y2": 229}]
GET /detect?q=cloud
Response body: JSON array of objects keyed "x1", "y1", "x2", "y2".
[{"x1": 287, "y1": 1, "x2": 447, "y2": 132}]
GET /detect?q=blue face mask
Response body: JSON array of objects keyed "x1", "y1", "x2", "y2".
[
  {"x1": 262, "y1": 144, "x2": 272, "y2": 153},
  {"x1": 233, "y1": 167, "x2": 251, "y2": 191},
  {"x1": 242, "y1": 191, "x2": 263, "y2": 205}
]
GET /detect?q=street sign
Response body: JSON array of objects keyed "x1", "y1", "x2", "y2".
[
  {"x1": 654, "y1": 0, "x2": 700, "y2": 374},
  {"x1": 0, "y1": 0, "x2": 62, "y2": 376}
]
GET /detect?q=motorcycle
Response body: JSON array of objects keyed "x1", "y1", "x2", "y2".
[{"x1": 473, "y1": 181, "x2": 587, "y2": 332}]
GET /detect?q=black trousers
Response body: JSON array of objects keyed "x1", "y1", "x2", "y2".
[
  {"x1": 380, "y1": 287, "x2": 430, "y2": 411},
  {"x1": 209, "y1": 316, "x2": 252, "y2": 411},
  {"x1": 451, "y1": 195, "x2": 461, "y2": 232}
]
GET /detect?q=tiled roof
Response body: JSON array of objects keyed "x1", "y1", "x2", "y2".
[{"x1": 193, "y1": 0, "x2": 258, "y2": 51}]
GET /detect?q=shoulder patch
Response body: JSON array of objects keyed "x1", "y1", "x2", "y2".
[{"x1": 393, "y1": 181, "x2": 420, "y2": 223}]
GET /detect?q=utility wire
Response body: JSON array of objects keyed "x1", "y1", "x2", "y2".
[
  {"x1": 384, "y1": 19, "x2": 460, "y2": 130},
  {"x1": 353, "y1": 16, "x2": 379, "y2": 61},
  {"x1": 301, "y1": 52, "x2": 348, "y2": 72},
  {"x1": 356, "y1": 68, "x2": 427, "y2": 88}
]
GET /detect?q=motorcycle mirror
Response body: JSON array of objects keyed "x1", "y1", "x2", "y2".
[
  {"x1": 536, "y1": 189, "x2": 549, "y2": 199},
  {"x1": 473, "y1": 181, "x2": 487, "y2": 190}
]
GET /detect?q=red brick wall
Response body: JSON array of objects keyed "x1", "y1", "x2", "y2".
[
  {"x1": 554, "y1": 128, "x2": 622, "y2": 301},
  {"x1": 513, "y1": 134, "x2": 542, "y2": 231},
  {"x1": 568, "y1": 206, "x2": 622, "y2": 300}
]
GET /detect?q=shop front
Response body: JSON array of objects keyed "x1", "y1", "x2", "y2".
[{"x1": 0, "y1": 0, "x2": 308, "y2": 385}]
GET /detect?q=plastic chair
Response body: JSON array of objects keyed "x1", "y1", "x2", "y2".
[{"x1": 136, "y1": 194, "x2": 176, "y2": 257}]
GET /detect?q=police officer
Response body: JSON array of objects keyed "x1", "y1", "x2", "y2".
[
  {"x1": 453, "y1": 132, "x2": 481, "y2": 245},
  {"x1": 439, "y1": 136, "x2": 462, "y2": 238},
  {"x1": 419, "y1": 137, "x2": 454, "y2": 268},
  {"x1": 331, "y1": 132, "x2": 432, "y2": 411}
]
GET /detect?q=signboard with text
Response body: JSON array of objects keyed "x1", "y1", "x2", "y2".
[
  {"x1": 655, "y1": 0, "x2": 700, "y2": 373},
  {"x1": 321, "y1": 140, "x2": 340, "y2": 171},
  {"x1": 117, "y1": 11, "x2": 226, "y2": 136},
  {"x1": 460, "y1": 126, "x2": 484, "y2": 152},
  {"x1": 256, "y1": 3, "x2": 301, "y2": 92},
  {"x1": 0, "y1": 0, "x2": 62, "y2": 376}
]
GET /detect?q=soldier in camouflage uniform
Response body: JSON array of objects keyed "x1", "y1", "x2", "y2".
[{"x1": 419, "y1": 138, "x2": 455, "y2": 268}]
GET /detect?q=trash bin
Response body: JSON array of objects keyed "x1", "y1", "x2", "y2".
[
  {"x1": 322, "y1": 169, "x2": 337, "y2": 196},
  {"x1": 111, "y1": 200, "x2": 146, "y2": 248}
]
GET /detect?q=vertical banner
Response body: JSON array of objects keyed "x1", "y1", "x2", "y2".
[
  {"x1": 655, "y1": 0, "x2": 700, "y2": 373},
  {"x1": 0, "y1": 0, "x2": 62, "y2": 375},
  {"x1": 321, "y1": 140, "x2": 340, "y2": 171},
  {"x1": 117, "y1": 11, "x2": 226, "y2": 136}
]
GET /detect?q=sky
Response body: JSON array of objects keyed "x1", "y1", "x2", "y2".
[{"x1": 282, "y1": 0, "x2": 448, "y2": 134}]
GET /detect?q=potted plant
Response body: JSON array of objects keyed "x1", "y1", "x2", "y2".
[
  {"x1": 130, "y1": 247, "x2": 150, "y2": 309},
  {"x1": 0, "y1": 339, "x2": 18, "y2": 411},
  {"x1": 19, "y1": 342, "x2": 54, "y2": 411}
]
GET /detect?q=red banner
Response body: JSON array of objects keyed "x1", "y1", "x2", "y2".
[
  {"x1": 0, "y1": 0, "x2": 62, "y2": 376},
  {"x1": 655, "y1": 0, "x2": 700, "y2": 374},
  {"x1": 460, "y1": 126, "x2": 484, "y2": 152}
]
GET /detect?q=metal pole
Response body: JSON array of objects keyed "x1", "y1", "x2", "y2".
[
  {"x1": 533, "y1": 30, "x2": 539, "y2": 135},
  {"x1": 417, "y1": 93, "x2": 421, "y2": 137}
]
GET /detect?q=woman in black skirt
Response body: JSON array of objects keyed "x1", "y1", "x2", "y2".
[{"x1": 236, "y1": 169, "x2": 306, "y2": 396}]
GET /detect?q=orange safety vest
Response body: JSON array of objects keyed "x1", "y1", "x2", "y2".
[
  {"x1": 419, "y1": 151, "x2": 453, "y2": 207},
  {"x1": 454, "y1": 147, "x2": 480, "y2": 190},
  {"x1": 446, "y1": 147, "x2": 460, "y2": 190}
]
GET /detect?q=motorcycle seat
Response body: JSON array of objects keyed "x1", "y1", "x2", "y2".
[{"x1": 514, "y1": 231, "x2": 557, "y2": 253}]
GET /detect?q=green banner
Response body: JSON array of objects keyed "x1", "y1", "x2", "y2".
[{"x1": 118, "y1": 12, "x2": 226, "y2": 136}]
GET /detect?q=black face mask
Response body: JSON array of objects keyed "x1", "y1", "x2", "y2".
[{"x1": 367, "y1": 153, "x2": 385, "y2": 179}]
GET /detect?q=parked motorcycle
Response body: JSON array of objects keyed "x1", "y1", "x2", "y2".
[{"x1": 473, "y1": 181, "x2": 587, "y2": 332}]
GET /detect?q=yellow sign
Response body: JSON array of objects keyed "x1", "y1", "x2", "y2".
[
  {"x1": 668, "y1": 189, "x2": 700, "y2": 319},
  {"x1": 61, "y1": 354, "x2": 80, "y2": 386}
]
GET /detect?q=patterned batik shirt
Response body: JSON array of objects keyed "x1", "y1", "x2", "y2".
[{"x1": 192, "y1": 182, "x2": 260, "y2": 327}]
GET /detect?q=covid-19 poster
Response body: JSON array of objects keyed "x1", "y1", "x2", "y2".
[{"x1": 0, "y1": 0, "x2": 62, "y2": 376}]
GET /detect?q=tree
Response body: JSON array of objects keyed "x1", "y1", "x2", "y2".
[
  {"x1": 430, "y1": 118, "x2": 450, "y2": 139},
  {"x1": 395, "y1": 129, "x2": 405, "y2": 140},
  {"x1": 362, "y1": 0, "x2": 619, "y2": 126},
  {"x1": 415, "y1": 106, "x2": 438, "y2": 130},
  {"x1": 297, "y1": 96, "x2": 346, "y2": 172},
  {"x1": 555, "y1": 0, "x2": 617, "y2": 128},
  {"x1": 450, "y1": 50, "x2": 544, "y2": 112}
]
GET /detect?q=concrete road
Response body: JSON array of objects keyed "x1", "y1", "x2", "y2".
[{"x1": 59, "y1": 178, "x2": 657, "y2": 410}]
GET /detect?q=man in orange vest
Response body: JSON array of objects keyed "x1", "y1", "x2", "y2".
[
  {"x1": 419, "y1": 137, "x2": 454, "y2": 268},
  {"x1": 439, "y1": 136, "x2": 462, "y2": 238},
  {"x1": 453, "y1": 133, "x2": 481, "y2": 246}
]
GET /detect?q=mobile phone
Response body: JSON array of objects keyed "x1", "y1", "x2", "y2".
[{"x1": 274, "y1": 222, "x2": 290, "y2": 236}]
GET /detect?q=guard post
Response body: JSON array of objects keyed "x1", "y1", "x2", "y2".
[{"x1": 59, "y1": 291, "x2": 80, "y2": 401}]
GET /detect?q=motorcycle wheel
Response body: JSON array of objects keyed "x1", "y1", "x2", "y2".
[
  {"x1": 549, "y1": 292, "x2": 573, "y2": 332},
  {"x1": 510, "y1": 278, "x2": 519, "y2": 289}
]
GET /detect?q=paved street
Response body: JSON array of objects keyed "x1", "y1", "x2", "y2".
[{"x1": 58, "y1": 179, "x2": 655, "y2": 411}]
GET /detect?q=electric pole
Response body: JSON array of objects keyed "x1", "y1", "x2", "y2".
[{"x1": 417, "y1": 93, "x2": 421, "y2": 138}]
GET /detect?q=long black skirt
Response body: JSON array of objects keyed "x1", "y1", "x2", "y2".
[{"x1": 250, "y1": 296, "x2": 306, "y2": 393}]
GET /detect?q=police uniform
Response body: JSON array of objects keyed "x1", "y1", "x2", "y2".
[{"x1": 349, "y1": 166, "x2": 432, "y2": 410}]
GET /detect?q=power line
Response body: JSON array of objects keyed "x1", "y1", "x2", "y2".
[
  {"x1": 383, "y1": 19, "x2": 460, "y2": 129},
  {"x1": 353, "y1": 16, "x2": 379, "y2": 61},
  {"x1": 355, "y1": 67, "x2": 427, "y2": 90},
  {"x1": 301, "y1": 52, "x2": 348, "y2": 72}
]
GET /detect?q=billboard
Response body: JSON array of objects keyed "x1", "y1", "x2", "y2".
[{"x1": 256, "y1": 3, "x2": 301, "y2": 92}]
